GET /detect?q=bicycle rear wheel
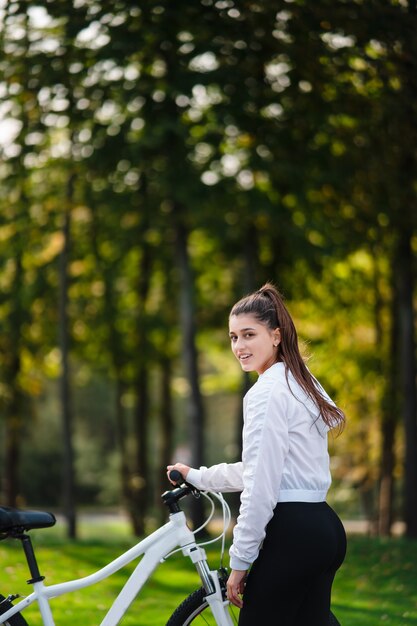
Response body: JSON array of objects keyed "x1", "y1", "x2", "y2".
[
  {"x1": 166, "y1": 587, "x2": 240, "y2": 625},
  {"x1": 0, "y1": 595, "x2": 29, "y2": 626}
]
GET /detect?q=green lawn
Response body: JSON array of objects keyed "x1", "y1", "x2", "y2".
[
  {"x1": 0, "y1": 522, "x2": 416, "y2": 625},
  {"x1": 331, "y1": 534, "x2": 417, "y2": 626}
]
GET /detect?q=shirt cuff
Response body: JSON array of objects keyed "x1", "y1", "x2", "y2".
[
  {"x1": 229, "y1": 555, "x2": 251, "y2": 571},
  {"x1": 186, "y1": 467, "x2": 203, "y2": 489}
]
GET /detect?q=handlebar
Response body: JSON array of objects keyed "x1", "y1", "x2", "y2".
[
  {"x1": 162, "y1": 468, "x2": 232, "y2": 562},
  {"x1": 161, "y1": 470, "x2": 200, "y2": 513},
  {"x1": 168, "y1": 469, "x2": 184, "y2": 485}
]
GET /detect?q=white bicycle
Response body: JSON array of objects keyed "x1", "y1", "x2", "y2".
[
  {"x1": 0, "y1": 471, "x2": 342, "y2": 626},
  {"x1": 0, "y1": 470, "x2": 238, "y2": 625}
]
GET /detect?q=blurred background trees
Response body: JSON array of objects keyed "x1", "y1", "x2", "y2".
[{"x1": 0, "y1": 0, "x2": 416, "y2": 539}]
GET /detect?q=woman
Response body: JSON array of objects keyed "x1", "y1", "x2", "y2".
[{"x1": 168, "y1": 283, "x2": 347, "y2": 625}]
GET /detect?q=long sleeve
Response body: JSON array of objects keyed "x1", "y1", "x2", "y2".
[
  {"x1": 229, "y1": 380, "x2": 290, "y2": 570},
  {"x1": 187, "y1": 461, "x2": 244, "y2": 492}
]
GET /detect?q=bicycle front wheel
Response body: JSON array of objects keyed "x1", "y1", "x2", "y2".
[
  {"x1": 166, "y1": 591, "x2": 341, "y2": 626},
  {"x1": 166, "y1": 587, "x2": 240, "y2": 625}
]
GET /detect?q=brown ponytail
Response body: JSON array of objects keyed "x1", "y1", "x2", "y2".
[{"x1": 230, "y1": 282, "x2": 345, "y2": 432}]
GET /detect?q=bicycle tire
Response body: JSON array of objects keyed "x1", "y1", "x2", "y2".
[
  {"x1": 0, "y1": 595, "x2": 29, "y2": 626},
  {"x1": 166, "y1": 590, "x2": 341, "y2": 626},
  {"x1": 166, "y1": 587, "x2": 240, "y2": 625}
]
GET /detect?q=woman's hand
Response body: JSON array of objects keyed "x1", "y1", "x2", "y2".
[
  {"x1": 166, "y1": 463, "x2": 191, "y2": 484},
  {"x1": 226, "y1": 568, "x2": 247, "y2": 609}
]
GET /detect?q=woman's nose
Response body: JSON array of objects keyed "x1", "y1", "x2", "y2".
[{"x1": 234, "y1": 336, "x2": 245, "y2": 349}]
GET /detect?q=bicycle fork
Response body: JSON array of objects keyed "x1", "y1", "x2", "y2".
[{"x1": 183, "y1": 545, "x2": 234, "y2": 626}]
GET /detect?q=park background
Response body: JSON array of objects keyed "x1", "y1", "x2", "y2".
[{"x1": 0, "y1": 3, "x2": 417, "y2": 619}]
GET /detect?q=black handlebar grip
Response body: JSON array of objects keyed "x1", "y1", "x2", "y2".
[{"x1": 169, "y1": 469, "x2": 183, "y2": 484}]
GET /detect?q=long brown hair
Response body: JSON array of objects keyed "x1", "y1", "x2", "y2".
[{"x1": 230, "y1": 282, "x2": 345, "y2": 432}]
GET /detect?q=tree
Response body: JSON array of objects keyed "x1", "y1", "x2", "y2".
[{"x1": 0, "y1": 2, "x2": 41, "y2": 506}]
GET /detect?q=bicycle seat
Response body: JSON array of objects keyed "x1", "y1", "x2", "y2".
[{"x1": 0, "y1": 507, "x2": 56, "y2": 533}]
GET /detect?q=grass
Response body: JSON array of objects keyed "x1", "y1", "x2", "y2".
[
  {"x1": 0, "y1": 519, "x2": 416, "y2": 625},
  {"x1": 331, "y1": 534, "x2": 417, "y2": 626}
]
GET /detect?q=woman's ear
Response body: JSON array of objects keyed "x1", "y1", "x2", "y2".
[{"x1": 273, "y1": 328, "x2": 281, "y2": 347}]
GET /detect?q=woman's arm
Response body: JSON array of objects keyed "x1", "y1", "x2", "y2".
[{"x1": 167, "y1": 461, "x2": 244, "y2": 492}]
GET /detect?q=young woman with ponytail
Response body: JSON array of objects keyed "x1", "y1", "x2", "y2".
[{"x1": 168, "y1": 283, "x2": 347, "y2": 626}]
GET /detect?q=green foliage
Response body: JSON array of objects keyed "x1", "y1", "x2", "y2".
[{"x1": 0, "y1": 0, "x2": 416, "y2": 530}]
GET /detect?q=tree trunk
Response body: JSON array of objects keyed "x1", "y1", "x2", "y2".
[
  {"x1": 157, "y1": 355, "x2": 175, "y2": 523},
  {"x1": 4, "y1": 251, "x2": 23, "y2": 507},
  {"x1": 378, "y1": 415, "x2": 397, "y2": 536},
  {"x1": 2, "y1": 2, "x2": 29, "y2": 509},
  {"x1": 132, "y1": 363, "x2": 149, "y2": 536},
  {"x1": 174, "y1": 204, "x2": 206, "y2": 530},
  {"x1": 59, "y1": 175, "x2": 77, "y2": 539},
  {"x1": 396, "y1": 230, "x2": 417, "y2": 537},
  {"x1": 131, "y1": 214, "x2": 153, "y2": 535},
  {"x1": 376, "y1": 248, "x2": 399, "y2": 536},
  {"x1": 4, "y1": 404, "x2": 21, "y2": 508},
  {"x1": 113, "y1": 377, "x2": 136, "y2": 528}
]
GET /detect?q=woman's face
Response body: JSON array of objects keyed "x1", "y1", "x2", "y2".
[{"x1": 229, "y1": 314, "x2": 281, "y2": 375}]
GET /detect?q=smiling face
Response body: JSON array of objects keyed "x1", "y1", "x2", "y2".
[{"x1": 229, "y1": 314, "x2": 281, "y2": 375}]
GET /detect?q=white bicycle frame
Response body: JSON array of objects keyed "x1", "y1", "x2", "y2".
[{"x1": 0, "y1": 506, "x2": 234, "y2": 626}]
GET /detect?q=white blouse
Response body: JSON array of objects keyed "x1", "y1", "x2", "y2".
[{"x1": 186, "y1": 362, "x2": 336, "y2": 571}]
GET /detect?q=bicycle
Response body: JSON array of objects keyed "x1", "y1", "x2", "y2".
[
  {"x1": 0, "y1": 470, "x2": 341, "y2": 625},
  {"x1": 0, "y1": 469, "x2": 236, "y2": 626}
]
